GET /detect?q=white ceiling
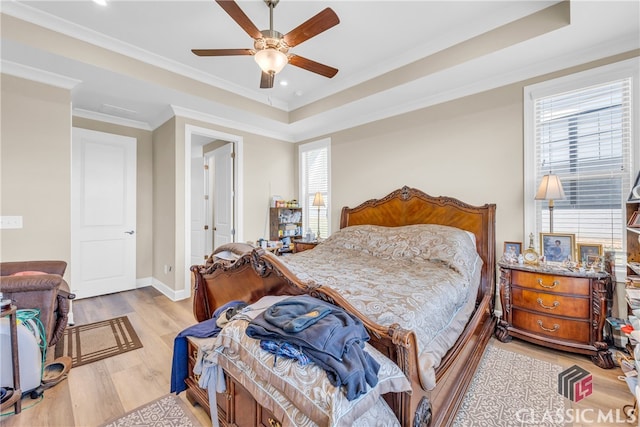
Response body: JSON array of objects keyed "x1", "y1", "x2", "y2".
[{"x1": 1, "y1": 0, "x2": 639, "y2": 141}]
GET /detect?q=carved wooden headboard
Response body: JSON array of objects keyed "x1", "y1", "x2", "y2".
[{"x1": 339, "y1": 186, "x2": 496, "y2": 304}]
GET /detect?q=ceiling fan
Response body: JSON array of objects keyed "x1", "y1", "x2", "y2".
[{"x1": 192, "y1": 0, "x2": 339, "y2": 89}]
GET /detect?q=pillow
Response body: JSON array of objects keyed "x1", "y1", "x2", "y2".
[
  {"x1": 10, "y1": 271, "x2": 49, "y2": 276},
  {"x1": 321, "y1": 224, "x2": 481, "y2": 281},
  {"x1": 214, "y1": 318, "x2": 411, "y2": 427}
]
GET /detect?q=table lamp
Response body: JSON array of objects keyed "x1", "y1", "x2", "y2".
[
  {"x1": 535, "y1": 173, "x2": 565, "y2": 233},
  {"x1": 312, "y1": 192, "x2": 325, "y2": 239}
]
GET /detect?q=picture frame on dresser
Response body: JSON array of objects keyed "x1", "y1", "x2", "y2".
[
  {"x1": 540, "y1": 233, "x2": 575, "y2": 263},
  {"x1": 577, "y1": 243, "x2": 603, "y2": 261},
  {"x1": 503, "y1": 241, "x2": 522, "y2": 257}
]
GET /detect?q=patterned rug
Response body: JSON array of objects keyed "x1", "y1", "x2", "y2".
[
  {"x1": 98, "y1": 342, "x2": 564, "y2": 427},
  {"x1": 54, "y1": 316, "x2": 143, "y2": 368},
  {"x1": 99, "y1": 394, "x2": 200, "y2": 427},
  {"x1": 453, "y1": 344, "x2": 565, "y2": 427}
]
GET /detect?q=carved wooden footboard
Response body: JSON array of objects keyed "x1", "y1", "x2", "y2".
[{"x1": 189, "y1": 186, "x2": 496, "y2": 427}]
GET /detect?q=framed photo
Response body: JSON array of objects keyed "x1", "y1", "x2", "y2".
[
  {"x1": 540, "y1": 233, "x2": 575, "y2": 263},
  {"x1": 503, "y1": 241, "x2": 522, "y2": 257},
  {"x1": 577, "y1": 243, "x2": 602, "y2": 262},
  {"x1": 629, "y1": 211, "x2": 640, "y2": 228}
]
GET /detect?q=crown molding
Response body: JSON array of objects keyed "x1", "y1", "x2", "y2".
[
  {"x1": 289, "y1": 37, "x2": 640, "y2": 142},
  {"x1": 73, "y1": 108, "x2": 153, "y2": 131},
  {"x1": 169, "y1": 105, "x2": 294, "y2": 142},
  {"x1": 1, "y1": 59, "x2": 81, "y2": 89},
  {"x1": 1, "y1": 1, "x2": 289, "y2": 112}
]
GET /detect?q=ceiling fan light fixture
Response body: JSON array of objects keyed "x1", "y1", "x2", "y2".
[
  {"x1": 254, "y1": 48, "x2": 288, "y2": 74},
  {"x1": 195, "y1": 1, "x2": 339, "y2": 88}
]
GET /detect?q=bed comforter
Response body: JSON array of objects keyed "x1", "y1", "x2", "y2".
[{"x1": 270, "y1": 224, "x2": 483, "y2": 389}]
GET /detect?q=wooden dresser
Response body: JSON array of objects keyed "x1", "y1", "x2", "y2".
[
  {"x1": 185, "y1": 336, "x2": 284, "y2": 427},
  {"x1": 495, "y1": 262, "x2": 614, "y2": 369},
  {"x1": 292, "y1": 239, "x2": 318, "y2": 253}
]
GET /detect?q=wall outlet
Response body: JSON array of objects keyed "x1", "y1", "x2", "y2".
[
  {"x1": 164, "y1": 265, "x2": 173, "y2": 274},
  {"x1": 0, "y1": 216, "x2": 23, "y2": 229}
]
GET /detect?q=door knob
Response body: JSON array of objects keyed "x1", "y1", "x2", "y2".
[{"x1": 124, "y1": 230, "x2": 135, "y2": 235}]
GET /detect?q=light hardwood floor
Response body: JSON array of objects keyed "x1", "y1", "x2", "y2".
[{"x1": 0, "y1": 287, "x2": 635, "y2": 427}]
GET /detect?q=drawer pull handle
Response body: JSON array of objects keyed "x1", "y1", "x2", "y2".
[
  {"x1": 225, "y1": 391, "x2": 232, "y2": 401},
  {"x1": 537, "y1": 320, "x2": 560, "y2": 332},
  {"x1": 536, "y1": 298, "x2": 560, "y2": 310},
  {"x1": 537, "y1": 279, "x2": 559, "y2": 289},
  {"x1": 268, "y1": 418, "x2": 281, "y2": 427},
  {"x1": 194, "y1": 373, "x2": 201, "y2": 382}
]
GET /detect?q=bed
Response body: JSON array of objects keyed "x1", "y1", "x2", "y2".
[{"x1": 189, "y1": 186, "x2": 496, "y2": 426}]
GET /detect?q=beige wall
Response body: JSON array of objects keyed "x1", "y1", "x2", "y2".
[
  {"x1": 242, "y1": 132, "x2": 295, "y2": 241},
  {"x1": 72, "y1": 117, "x2": 154, "y2": 280},
  {"x1": 166, "y1": 116, "x2": 295, "y2": 293},
  {"x1": 152, "y1": 118, "x2": 177, "y2": 287},
  {"x1": 328, "y1": 83, "x2": 522, "y2": 251},
  {"x1": 0, "y1": 74, "x2": 72, "y2": 272}
]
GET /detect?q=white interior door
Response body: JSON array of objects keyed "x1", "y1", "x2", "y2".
[
  {"x1": 71, "y1": 128, "x2": 136, "y2": 299},
  {"x1": 190, "y1": 149, "x2": 206, "y2": 267},
  {"x1": 205, "y1": 154, "x2": 214, "y2": 257},
  {"x1": 213, "y1": 143, "x2": 234, "y2": 246}
]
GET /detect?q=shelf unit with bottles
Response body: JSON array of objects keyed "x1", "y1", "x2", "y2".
[{"x1": 269, "y1": 207, "x2": 303, "y2": 247}]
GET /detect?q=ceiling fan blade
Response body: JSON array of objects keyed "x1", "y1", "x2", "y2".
[
  {"x1": 283, "y1": 8, "x2": 339, "y2": 47},
  {"x1": 215, "y1": 0, "x2": 262, "y2": 39},
  {"x1": 260, "y1": 71, "x2": 274, "y2": 89},
  {"x1": 288, "y1": 55, "x2": 338, "y2": 78},
  {"x1": 192, "y1": 49, "x2": 253, "y2": 56}
]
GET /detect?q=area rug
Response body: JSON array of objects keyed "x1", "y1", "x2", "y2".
[
  {"x1": 453, "y1": 344, "x2": 566, "y2": 427},
  {"x1": 54, "y1": 316, "x2": 143, "y2": 368},
  {"x1": 99, "y1": 394, "x2": 200, "y2": 427}
]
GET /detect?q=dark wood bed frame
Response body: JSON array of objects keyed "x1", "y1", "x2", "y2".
[{"x1": 190, "y1": 186, "x2": 497, "y2": 427}]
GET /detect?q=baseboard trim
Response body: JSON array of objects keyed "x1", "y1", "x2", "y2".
[{"x1": 146, "y1": 276, "x2": 191, "y2": 302}]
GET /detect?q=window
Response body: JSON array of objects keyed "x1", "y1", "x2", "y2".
[
  {"x1": 525, "y1": 58, "x2": 638, "y2": 279},
  {"x1": 299, "y1": 138, "x2": 330, "y2": 239}
]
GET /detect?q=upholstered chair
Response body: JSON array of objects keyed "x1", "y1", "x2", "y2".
[{"x1": 0, "y1": 261, "x2": 75, "y2": 347}]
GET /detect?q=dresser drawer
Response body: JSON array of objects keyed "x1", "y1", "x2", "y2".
[
  {"x1": 511, "y1": 270, "x2": 590, "y2": 296},
  {"x1": 512, "y1": 309, "x2": 590, "y2": 343},
  {"x1": 511, "y1": 288, "x2": 590, "y2": 318},
  {"x1": 498, "y1": 263, "x2": 613, "y2": 369},
  {"x1": 259, "y1": 406, "x2": 282, "y2": 427}
]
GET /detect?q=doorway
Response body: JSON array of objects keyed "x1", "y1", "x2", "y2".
[
  {"x1": 184, "y1": 125, "x2": 243, "y2": 293},
  {"x1": 71, "y1": 128, "x2": 137, "y2": 299}
]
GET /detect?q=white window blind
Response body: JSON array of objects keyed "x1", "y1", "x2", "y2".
[
  {"x1": 299, "y1": 139, "x2": 330, "y2": 239},
  {"x1": 533, "y1": 77, "x2": 632, "y2": 274}
]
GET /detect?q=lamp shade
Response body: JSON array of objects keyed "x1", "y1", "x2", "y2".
[
  {"x1": 535, "y1": 173, "x2": 565, "y2": 201},
  {"x1": 312, "y1": 192, "x2": 325, "y2": 207},
  {"x1": 254, "y1": 49, "x2": 288, "y2": 74}
]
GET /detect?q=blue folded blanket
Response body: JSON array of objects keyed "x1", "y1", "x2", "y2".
[{"x1": 264, "y1": 298, "x2": 332, "y2": 332}]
